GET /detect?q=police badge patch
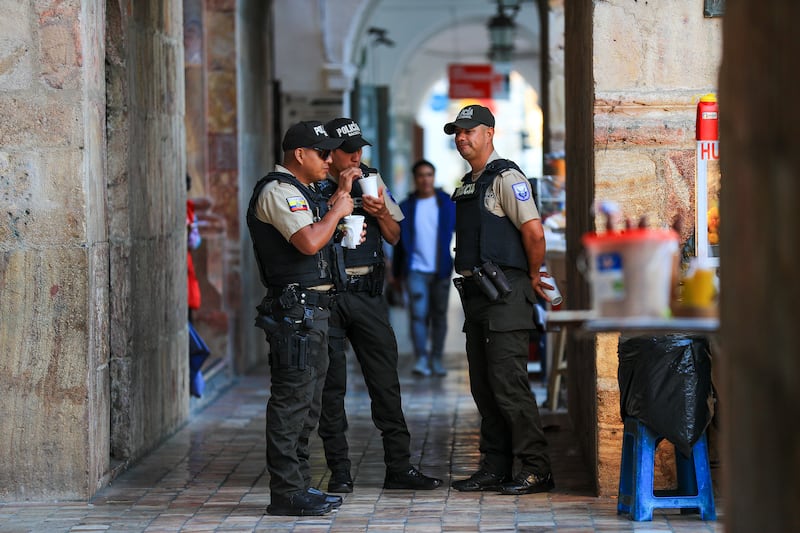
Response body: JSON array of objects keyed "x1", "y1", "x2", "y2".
[
  {"x1": 287, "y1": 196, "x2": 309, "y2": 211},
  {"x1": 512, "y1": 182, "x2": 531, "y2": 201}
]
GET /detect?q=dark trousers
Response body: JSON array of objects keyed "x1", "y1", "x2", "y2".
[
  {"x1": 459, "y1": 268, "x2": 551, "y2": 476},
  {"x1": 265, "y1": 303, "x2": 330, "y2": 499},
  {"x1": 318, "y1": 290, "x2": 412, "y2": 473}
]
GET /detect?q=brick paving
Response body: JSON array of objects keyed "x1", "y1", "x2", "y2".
[{"x1": 0, "y1": 305, "x2": 724, "y2": 532}]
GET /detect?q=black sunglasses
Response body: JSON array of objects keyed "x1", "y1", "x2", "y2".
[{"x1": 310, "y1": 147, "x2": 331, "y2": 160}]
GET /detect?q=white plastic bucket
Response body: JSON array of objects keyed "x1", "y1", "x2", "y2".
[{"x1": 581, "y1": 228, "x2": 679, "y2": 318}]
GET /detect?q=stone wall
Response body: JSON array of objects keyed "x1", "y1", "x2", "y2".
[
  {"x1": 590, "y1": 0, "x2": 722, "y2": 496},
  {"x1": 0, "y1": 0, "x2": 189, "y2": 501},
  {"x1": 0, "y1": 0, "x2": 109, "y2": 500}
]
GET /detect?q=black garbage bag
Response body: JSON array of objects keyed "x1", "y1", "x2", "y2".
[{"x1": 618, "y1": 334, "x2": 714, "y2": 457}]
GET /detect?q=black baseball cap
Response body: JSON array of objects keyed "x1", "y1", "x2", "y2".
[
  {"x1": 443, "y1": 104, "x2": 495, "y2": 134},
  {"x1": 325, "y1": 118, "x2": 372, "y2": 152},
  {"x1": 282, "y1": 120, "x2": 344, "y2": 151}
]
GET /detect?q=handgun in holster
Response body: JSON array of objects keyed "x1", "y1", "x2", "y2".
[
  {"x1": 452, "y1": 277, "x2": 464, "y2": 295},
  {"x1": 254, "y1": 313, "x2": 280, "y2": 337},
  {"x1": 262, "y1": 316, "x2": 309, "y2": 370},
  {"x1": 370, "y1": 262, "x2": 385, "y2": 297}
]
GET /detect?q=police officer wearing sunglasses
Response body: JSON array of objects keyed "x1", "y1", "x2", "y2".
[
  {"x1": 316, "y1": 118, "x2": 443, "y2": 493},
  {"x1": 247, "y1": 120, "x2": 355, "y2": 516}
]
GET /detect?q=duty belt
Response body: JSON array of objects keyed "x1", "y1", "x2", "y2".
[
  {"x1": 267, "y1": 285, "x2": 335, "y2": 308},
  {"x1": 299, "y1": 290, "x2": 335, "y2": 307},
  {"x1": 346, "y1": 272, "x2": 382, "y2": 295}
]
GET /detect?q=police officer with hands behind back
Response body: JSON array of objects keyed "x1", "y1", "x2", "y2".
[
  {"x1": 445, "y1": 105, "x2": 555, "y2": 496},
  {"x1": 246, "y1": 120, "x2": 357, "y2": 517},
  {"x1": 316, "y1": 118, "x2": 443, "y2": 493}
]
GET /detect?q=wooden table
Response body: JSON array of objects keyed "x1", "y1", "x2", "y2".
[
  {"x1": 543, "y1": 311, "x2": 719, "y2": 410},
  {"x1": 547, "y1": 311, "x2": 719, "y2": 334}
]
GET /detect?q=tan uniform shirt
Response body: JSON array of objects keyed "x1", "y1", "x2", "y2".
[
  {"x1": 458, "y1": 152, "x2": 540, "y2": 277},
  {"x1": 468, "y1": 151, "x2": 541, "y2": 228},
  {"x1": 254, "y1": 165, "x2": 318, "y2": 241},
  {"x1": 254, "y1": 165, "x2": 332, "y2": 290}
]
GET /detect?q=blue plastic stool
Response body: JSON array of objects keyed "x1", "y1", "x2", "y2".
[{"x1": 617, "y1": 417, "x2": 716, "y2": 521}]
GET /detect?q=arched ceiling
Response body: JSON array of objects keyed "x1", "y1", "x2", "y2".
[{"x1": 351, "y1": 0, "x2": 542, "y2": 115}]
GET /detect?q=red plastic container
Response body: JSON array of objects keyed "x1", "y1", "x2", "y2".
[
  {"x1": 581, "y1": 229, "x2": 679, "y2": 318},
  {"x1": 696, "y1": 93, "x2": 718, "y2": 141}
]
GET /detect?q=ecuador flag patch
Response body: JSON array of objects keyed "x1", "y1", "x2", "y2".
[{"x1": 287, "y1": 196, "x2": 309, "y2": 212}]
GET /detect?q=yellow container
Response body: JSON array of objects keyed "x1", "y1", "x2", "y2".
[{"x1": 682, "y1": 268, "x2": 715, "y2": 308}]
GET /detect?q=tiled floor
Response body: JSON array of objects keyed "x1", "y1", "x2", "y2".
[{"x1": 0, "y1": 302, "x2": 724, "y2": 532}]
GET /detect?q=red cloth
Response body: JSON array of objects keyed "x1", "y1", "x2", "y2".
[{"x1": 187, "y1": 200, "x2": 201, "y2": 310}]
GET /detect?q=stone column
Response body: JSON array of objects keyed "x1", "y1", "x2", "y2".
[
  {"x1": 0, "y1": 0, "x2": 109, "y2": 500},
  {"x1": 569, "y1": 0, "x2": 723, "y2": 496},
  {"x1": 237, "y1": 0, "x2": 275, "y2": 371},
  {"x1": 105, "y1": 1, "x2": 189, "y2": 469}
]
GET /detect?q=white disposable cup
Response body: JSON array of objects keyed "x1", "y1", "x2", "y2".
[
  {"x1": 539, "y1": 265, "x2": 563, "y2": 306},
  {"x1": 359, "y1": 175, "x2": 379, "y2": 197},
  {"x1": 342, "y1": 215, "x2": 365, "y2": 249}
]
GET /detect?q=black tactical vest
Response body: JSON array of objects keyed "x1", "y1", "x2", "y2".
[
  {"x1": 246, "y1": 172, "x2": 342, "y2": 289},
  {"x1": 321, "y1": 163, "x2": 384, "y2": 268},
  {"x1": 451, "y1": 159, "x2": 529, "y2": 273}
]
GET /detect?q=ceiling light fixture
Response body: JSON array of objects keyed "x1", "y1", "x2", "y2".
[{"x1": 487, "y1": 1, "x2": 520, "y2": 72}]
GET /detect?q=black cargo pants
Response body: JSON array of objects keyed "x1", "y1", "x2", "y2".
[
  {"x1": 318, "y1": 288, "x2": 412, "y2": 474},
  {"x1": 457, "y1": 267, "x2": 551, "y2": 477},
  {"x1": 262, "y1": 296, "x2": 331, "y2": 500}
]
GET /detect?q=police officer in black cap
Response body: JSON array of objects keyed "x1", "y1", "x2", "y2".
[
  {"x1": 316, "y1": 117, "x2": 442, "y2": 493},
  {"x1": 247, "y1": 120, "x2": 356, "y2": 516},
  {"x1": 445, "y1": 105, "x2": 556, "y2": 495}
]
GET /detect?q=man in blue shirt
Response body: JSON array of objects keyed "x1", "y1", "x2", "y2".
[{"x1": 393, "y1": 160, "x2": 456, "y2": 376}]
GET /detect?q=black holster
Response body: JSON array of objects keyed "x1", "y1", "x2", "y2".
[
  {"x1": 481, "y1": 261, "x2": 512, "y2": 298},
  {"x1": 472, "y1": 266, "x2": 500, "y2": 301},
  {"x1": 267, "y1": 317, "x2": 309, "y2": 370},
  {"x1": 255, "y1": 296, "x2": 310, "y2": 370},
  {"x1": 467, "y1": 261, "x2": 512, "y2": 302}
]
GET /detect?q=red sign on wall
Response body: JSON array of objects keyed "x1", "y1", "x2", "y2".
[{"x1": 448, "y1": 64, "x2": 501, "y2": 99}]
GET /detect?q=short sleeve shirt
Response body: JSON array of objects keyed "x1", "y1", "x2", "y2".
[
  {"x1": 470, "y1": 151, "x2": 540, "y2": 228},
  {"x1": 254, "y1": 165, "x2": 317, "y2": 241}
]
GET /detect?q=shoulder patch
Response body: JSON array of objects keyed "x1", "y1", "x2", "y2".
[
  {"x1": 511, "y1": 182, "x2": 531, "y2": 201},
  {"x1": 287, "y1": 196, "x2": 309, "y2": 212}
]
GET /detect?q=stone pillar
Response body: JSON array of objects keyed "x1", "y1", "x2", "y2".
[
  {"x1": 185, "y1": 0, "x2": 239, "y2": 375},
  {"x1": 569, "y1": 0, "x2": 723, "y2": 496},
  {"x1": 106, "y1": 1, "x2": 188, "y2": 465},
  {"x1": 184, "y1": 0, "x2": 208, "y2": 187},
  {"x1": 0, "y1": 0, "x2": 109, "y2": 500},
  {"x1": 237, "y1": 0, "x2": 275, "y2": 372}
]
